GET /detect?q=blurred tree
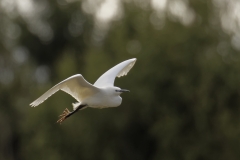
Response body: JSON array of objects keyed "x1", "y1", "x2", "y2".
[{"x1": 1, "y1": 0, "x2": 240, "y2": 160}]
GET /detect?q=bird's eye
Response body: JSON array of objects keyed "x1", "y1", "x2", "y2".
[{"x1": 115, "y1": 90, "x2": 119, "y2": 92}]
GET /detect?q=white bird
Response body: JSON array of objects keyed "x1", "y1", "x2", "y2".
[{"x1": 30, "y1": 58, "x2": 137, "y2": 124}]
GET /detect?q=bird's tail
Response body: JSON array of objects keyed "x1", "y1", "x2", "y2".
[{"x1": 72, "y1": 102, "x2": 81, "y2": 110}]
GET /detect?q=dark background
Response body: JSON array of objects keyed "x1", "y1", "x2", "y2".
[{"x1": 1, "y1": 0, "x2": 240, "y2": 159}]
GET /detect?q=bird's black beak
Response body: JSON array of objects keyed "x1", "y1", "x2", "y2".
[{"x1": 118, "y1": 89, "x2": 130, "y2": 92}]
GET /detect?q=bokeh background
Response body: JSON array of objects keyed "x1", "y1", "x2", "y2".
[{"x1": 1, "y1": 0, "x2": 240, "y2": 159}]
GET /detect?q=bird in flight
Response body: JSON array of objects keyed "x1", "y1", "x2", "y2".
[{"x1": 30, "y1": 58, "x2": 137, "y2": 124}]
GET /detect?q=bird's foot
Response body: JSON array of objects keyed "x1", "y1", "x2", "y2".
[{"x1": 57, "y1": 108, "x2": 71, "y2": 124}]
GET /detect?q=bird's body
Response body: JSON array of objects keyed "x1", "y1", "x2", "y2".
[
  {"x1": 30, "y1": 58, "x2": 137, "y2": 123},
  {"x1": 78, "y1": 86, "x2": 123, "y2": 109}
]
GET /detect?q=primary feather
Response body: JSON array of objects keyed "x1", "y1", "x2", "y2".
[{"x1": 94, "y1": 58, "x2": 136, "y2": 87}]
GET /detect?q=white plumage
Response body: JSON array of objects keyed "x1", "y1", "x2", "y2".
[{"x1": 30, "y1": 58, "x2": 137, "y2": 123}]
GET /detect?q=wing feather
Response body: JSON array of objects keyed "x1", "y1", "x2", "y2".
[
  {"x1": 30, "y1": 74, "x2": 99, "y2": 107},
  {"x1": 94, "y1": 58, "x2": 137, "y2": 87}
]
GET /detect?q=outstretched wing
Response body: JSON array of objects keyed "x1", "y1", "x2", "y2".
[
  {"x1": 94, "y1": 58, "x2": 137, "y2": 87},
  {"x1": 30, "y1": 74, "x2": 99, "y2": 107}
]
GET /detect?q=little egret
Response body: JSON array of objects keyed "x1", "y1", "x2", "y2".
[{"x1": 30, "y1": 58, "x2": 137, "y2": 124}]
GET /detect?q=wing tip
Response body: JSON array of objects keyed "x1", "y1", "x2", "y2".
[
  {"x1": 116, "y1": 58, "x2": 137, "y2": 78},
  {"x1": 29, "y1": 103, "x2": 35, "y2": 107},
  {"x1": 130, "y1": 58, "x2": 137, "y2": 62},
  {"x1": 129, "y1": 58, "x2": 137, "y2": 65},
  {"x1": 30, "y1": 102, "x2": 39, "y2": 107}
]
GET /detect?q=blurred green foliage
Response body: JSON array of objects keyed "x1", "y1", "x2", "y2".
[{"x1": 1, "y1": 0, "x2": 240, "y2": 160}]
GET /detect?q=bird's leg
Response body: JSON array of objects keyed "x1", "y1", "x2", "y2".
[{"x1": 57, "y1": 104, "x2": 87, "y2": 124}]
